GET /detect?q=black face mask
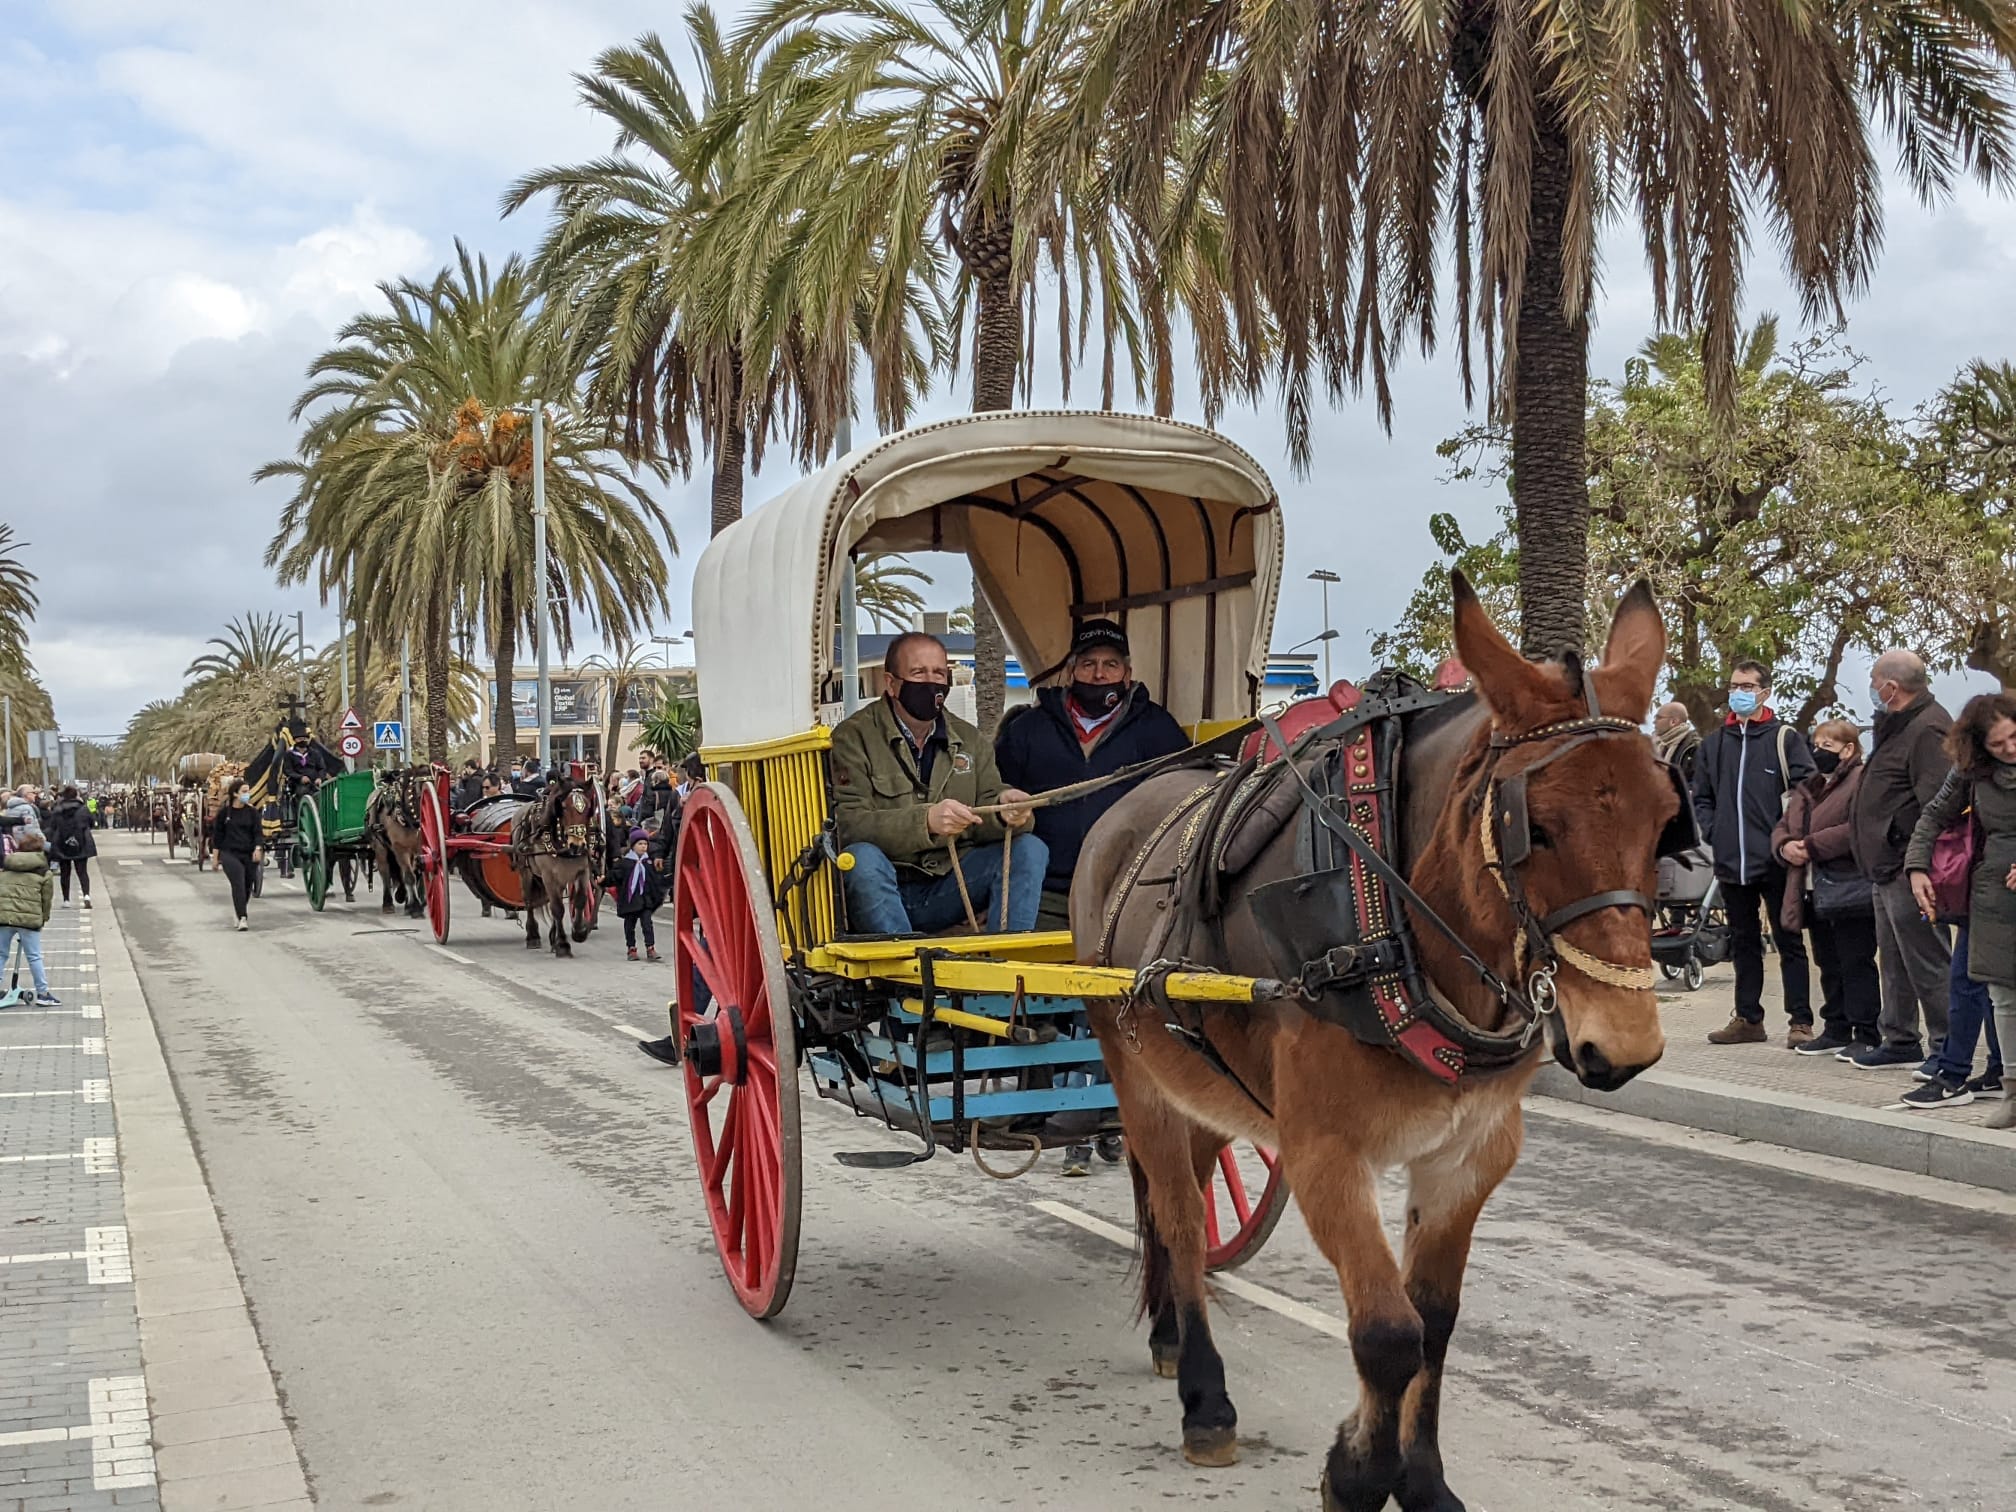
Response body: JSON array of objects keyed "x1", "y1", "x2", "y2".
[
  {"x1": 895, "y1": 679, "x2": 946, "y2": 723},
  {"x1": 1068, "y1": 681, "x2": 1125, "y2": 718},
  {"x1": 1813, "y1": 748, "x2": 1842, "y2": 775}
]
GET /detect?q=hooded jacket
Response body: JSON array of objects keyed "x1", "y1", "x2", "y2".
[
  {"x1": 0, "y1": 849, "x2": 54, "y2": 931},
  {"x1": 1, "y1": 795, "x2": 44, "y2": 843},
  {"x1": 995, "y1": 684, "x2": 1190, "y2": 895},
  {"x1": 1691, "y1": 710, "x2": 1816, "y2": 885},
  {"x1": 46, "y1": 798, "x2": 97, "y2": 861}
]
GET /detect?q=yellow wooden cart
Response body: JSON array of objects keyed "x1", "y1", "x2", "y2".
[{"x1": 674, "y1": 412, "x2": 1298, "y2": 1318}]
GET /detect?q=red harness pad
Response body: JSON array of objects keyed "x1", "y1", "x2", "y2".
[{"x1": 1241, "y1": 681, "x2": 1362, "y2": 762}]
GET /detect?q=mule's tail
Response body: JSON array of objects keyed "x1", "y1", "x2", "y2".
[{"x1": 1128, "y1": 1150, "x2": 1170, "y2": 1327}]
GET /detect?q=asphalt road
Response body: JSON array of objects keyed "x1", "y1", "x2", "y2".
[{"x1": 99, "y1": 833, "x2": 2016, "y2": 1512}]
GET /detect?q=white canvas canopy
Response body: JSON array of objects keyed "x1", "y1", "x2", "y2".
[{"x1": 692, "y1": 411, "x2": 1283, "y2": 748}]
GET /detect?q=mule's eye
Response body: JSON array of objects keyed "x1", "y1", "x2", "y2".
[{"x1": 1528, "y1": 822, "x2": 1552, "y2": 851}]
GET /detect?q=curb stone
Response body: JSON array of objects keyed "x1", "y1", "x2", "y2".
[{"x1": 1530, "y1": 1063, "x2": 2016, "y2": 1195}]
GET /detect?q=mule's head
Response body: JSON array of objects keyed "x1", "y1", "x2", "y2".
[
  {"x1": 1440, "y1": 574, "x2": 1677, "y2": 1090},
  {"x1": 548, "y1": 777, "x2": 597, "y2": 859}
]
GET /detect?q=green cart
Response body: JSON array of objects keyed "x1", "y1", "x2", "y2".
[{"x1": 297, "y1": 770, "x2": 378, "y2": 910}]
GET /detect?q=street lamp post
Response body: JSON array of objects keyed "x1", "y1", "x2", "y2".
[
  {"x1": 295, "y1": 610, "x2": 308, "y2": 717},
  {"x1": 651, "y1": 635, "x2": 684, "y2": 668},
  {"x1": 533, "y1": 404, "x2": 552, "y2": 773},
  {"x1": 1307, "y1": 569, "x2": 1339, "y2": 688}
]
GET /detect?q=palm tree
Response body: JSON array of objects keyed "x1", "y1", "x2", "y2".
[
  {"x1": 261, "y1": 246, "x2": 675, "y2": 763},
  {"x1": 0, "y1": 525, "x2": 39, "y2": 673},
  {"x1": 506, "y1": 9, "x2": 938, "y2": 540},
  {"x1": 735, "y1": 0, "x2": 1247, "y2": 735},
  {"x1": 579, "y1": 639, "x2": 662, "y2": 774},
  {"x1": 1047, "y1": 0, "x2": 2016, "y2": 653},
  {"x1": 638, "y1": 691, "x2": 703, "y2": 762},
  {"x1": 185, "y1": 613, "x2": 297, "y2": 683},
  {"x1": 851, "y1": 552, "x2": 932, "y2": 632}
]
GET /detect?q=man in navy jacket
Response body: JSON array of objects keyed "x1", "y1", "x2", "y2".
[
  {"x1": 1692, "y1": 660, "x2": 1817, "y2": 1046},
  {"x1": 995, "y1": 619, "x2": 1190, "y2": 928}
]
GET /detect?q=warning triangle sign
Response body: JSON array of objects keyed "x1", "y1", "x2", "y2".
[{"x1": 340, "y1": 707, "x2": 364, "y2": 731}]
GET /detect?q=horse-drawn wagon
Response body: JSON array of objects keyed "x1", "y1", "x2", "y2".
[
  {"x1": 393, "y1": 766, "x2": 604, "y2": 951},
  {"x1": 670, "y1": 412, "x2": 1297, "y2": 1319},
  {"x1": 296, "y1": 768, "x2": 377, "y2": 909}
]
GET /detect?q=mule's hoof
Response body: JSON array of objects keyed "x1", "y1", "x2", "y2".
[
  {"x1": 1182, "y1": 1427, "x2": 1239, "y2": 1468},
  {"x1": 1151, "y1": 1350, "x2": 1179, "y2": 1380}
]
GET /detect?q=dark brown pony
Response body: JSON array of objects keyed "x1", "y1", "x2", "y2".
[
  {"x1": 510, "y1": 775, "x2": 600, "y2": 956},
  {"x1": 1077, "y1": 579, "x2": 1675, "y2": 1511},
  {"x1": 367, "y1": 769, "x2": 428, "y2": 919}
]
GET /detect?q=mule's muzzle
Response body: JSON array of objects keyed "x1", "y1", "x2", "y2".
[{"x1": 1568, "y1": 1038, "x2": 1658, "y2": 1092}]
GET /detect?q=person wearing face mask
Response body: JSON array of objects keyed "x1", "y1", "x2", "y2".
[
  {"x1": 1905, "y1": 693, "x2": 2016, "y2": 1127},
  {"x1": 995, "y1": 619, "x2": 1190, "y2": 928},
  {"x1": 829, "y1": 631, "x2": 1044, "y2": 934},
  {"x1": 1771, "y1": 720, "x2": 1879, "y2": 1057},
  {"x1": 210, "y1": 777, "x2": 265, "y2": 932},
  {"x1": 1693, "y1": 660, "x2": 1818, "y2": 1045},
  {"x1": 1848, "y1": 649, "x2": 1955, "y2": 1070}
]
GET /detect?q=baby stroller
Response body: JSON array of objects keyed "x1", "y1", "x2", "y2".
[{"x1": 1651, "y1": 844, "x2": 1730, "y2": 991}]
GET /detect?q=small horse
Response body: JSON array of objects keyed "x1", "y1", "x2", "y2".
[
  {"x1": 510, "y1": 775, "x2": 600, "y2": 956},
  {"x1": 1078, "y1": 577, "x2": 1677, "y2": 1511},
  {"x1": 366, "y1": 769, "x2": 428, "y2": 919}
]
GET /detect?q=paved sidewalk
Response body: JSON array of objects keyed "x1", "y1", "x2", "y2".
[
  {"x1": 1534, "y1": 959, "x2": 2016, "y2": 1192},
  {"x1": 2, "y1": 857, "x2": 311, "y2": 1512},
  {"x1": 0, "y1": 896, "x2": 158, "y2": 1510}
]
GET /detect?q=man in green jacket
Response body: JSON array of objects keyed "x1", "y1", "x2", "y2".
[{"x1": 832, "y1": 632, "x2": 1047, "y2": 934}]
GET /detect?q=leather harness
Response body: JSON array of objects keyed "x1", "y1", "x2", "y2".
[{"x1": 1109, "y1": 667, "x2": 1693, "y2": 1089}]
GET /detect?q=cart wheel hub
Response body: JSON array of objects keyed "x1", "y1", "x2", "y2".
[{"x1": 684, "y1": 1006, "x2": 747, "y2": 1084}]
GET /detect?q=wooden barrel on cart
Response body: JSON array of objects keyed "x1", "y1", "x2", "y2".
[{"x1": 454, "y1": 798, "x2": 527, "y2": 911}]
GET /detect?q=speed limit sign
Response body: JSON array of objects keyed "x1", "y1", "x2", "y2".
[{"x1": 339, "y1": 733, "x2": 364, "y2": 759}]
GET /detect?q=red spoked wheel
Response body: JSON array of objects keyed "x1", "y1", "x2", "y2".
[
  {"x1": 1203, "y1": 1142, "x2": 1290, "y2": 1271},
  {"x1": 419, "y1": 779, "x2": 452, "y2": 944},
  {"x1": 673, "y1": 783, "x2": 801, "y2": 1321}
]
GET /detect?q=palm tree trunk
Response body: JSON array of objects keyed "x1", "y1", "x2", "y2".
[
  {"x1": 491, "y1": 571, "x2": 518, "y2": 763},
  {"x1": 1510, "y1": 105, "x2": 1591, "y2": 659},
  {"x1": 969, "y1": 269, "x2": 1022, "y2": 739},
  {"x1": 603, "y1": 673, "x2": 629, "y2": 775},
  {"x1": 711, "y1": 351, "x2": 746, "y2": 537},
  {"x1": 424, "y1": 585, "x2": 451, "y2": 764}
]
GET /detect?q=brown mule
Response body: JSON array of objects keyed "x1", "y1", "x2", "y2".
[
  {"x1": 1075, "y1": 577, "x2": 1675, "y2": 1509},
  {"x1": 510, "y1": 776, "x2": 601, "y2": 957},
  {"x1": 366, "y1": 770, "x2": 428, "y2": 919}
]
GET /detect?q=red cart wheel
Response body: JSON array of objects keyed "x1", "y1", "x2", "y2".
[
  {"x1": 420, "y1": 779, "x2": 452, "y2": 944},
  {"x1": 1203, "y1": 1141, "x2": 1290, "y2": 1271},
  {"x1": 673, "y1": 783, "x2": 801, "y2": 1320}
]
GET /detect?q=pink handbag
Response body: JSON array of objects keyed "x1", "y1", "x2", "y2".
[{"x1": 1929, "y1": 809, "x2": 1981, "y2": 920}]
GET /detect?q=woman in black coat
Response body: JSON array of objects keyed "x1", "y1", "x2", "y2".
[
  {"x1": 211, "y1": 779, "x2": 265, "y2": 931},
  {"x1": 46, "y1": 786, "x2": 98, "y2": 909}
]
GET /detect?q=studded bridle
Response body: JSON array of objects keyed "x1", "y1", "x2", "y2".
[{"x1": 1469, "y1": 691, "x2": 1667, "y2": 1041}]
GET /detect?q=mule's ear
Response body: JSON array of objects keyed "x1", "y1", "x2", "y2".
[
  {"x1": 1593, "y1": 579, "x2": 1665, "y2": 719},
  {"x1": 1451, "y1": 570, "x2": 1549, "y2": 721}
]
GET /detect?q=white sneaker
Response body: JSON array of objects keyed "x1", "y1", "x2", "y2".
[{"x1": 235, "y1": 918, "x2": 248, "y2": 932}]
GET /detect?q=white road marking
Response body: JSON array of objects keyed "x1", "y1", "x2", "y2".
[
  {"x1": 0, "y1": 1249, "x2": 85, "y2": 1266},
  {"x1": 0, "y1": 1140, "x2": 117, "y2": 1171},
  {"x1": 85, "y1": 1226, "x2": 131, "y2": 1284},
  {"x1": 117, "y1": 859, "x2": 143, "y2": 867},
  {"x1": 161, "y1": 858, "x2": 188, "y2": 865},
  {"x1": 0, "y1": 1089, "x2": 91, "y2": 1099},
  {"x1": 88, "y1": 1375, "x2": 154, "y2": 1489},
  {"x1": 0, "y1": 1044, "x2": 100, "y2": 1053},
  {"x1": 431, "y1": 946, "x2": 476, "y2": 966},
  {"x1": 1031, "y1": 1199, "x2": 1352, "y2": 1344},
  {"x1": 615, "y1": 1024, "x2": 655, "y2": 1040}
]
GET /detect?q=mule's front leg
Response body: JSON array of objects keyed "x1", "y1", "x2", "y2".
[
  {"x1": 1285, "y1": 1149, "x2": 1418, "y2": 1512},
  {"x1": 524, "y1": 897, "x2": 542, "y2": 949},
  {"x1": 1393, "y1": 1121, "x2": 1522, "y2": 1512}
]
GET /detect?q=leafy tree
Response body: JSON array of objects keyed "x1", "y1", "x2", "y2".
[
  {"x1": 1045, "y1": 0, "x2": 2016, "y2": 653},
  {"x1": 1379, "y1": 323, "x2": 1990, "y2": 728},
  {"x1": 1919, "y1": 359, "x2": 2016, "y2": 689}
]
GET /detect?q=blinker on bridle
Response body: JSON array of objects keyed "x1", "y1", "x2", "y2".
[{"x1": 1471, "y1": 655, "x2": 1663, "y2": 1042}]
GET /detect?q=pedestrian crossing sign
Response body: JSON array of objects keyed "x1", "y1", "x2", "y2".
[{"x1": 373, "y1": 721, "x2": 405, "y2": 750}]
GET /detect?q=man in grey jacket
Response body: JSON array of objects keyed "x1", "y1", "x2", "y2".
[{"x1": 1847, "y1": 650, "x2": 1954, "y2": 1069}]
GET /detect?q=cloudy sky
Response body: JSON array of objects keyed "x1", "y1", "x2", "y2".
[{"x1": 7, "y1": 1, "x2": 2016, "y2": 738}]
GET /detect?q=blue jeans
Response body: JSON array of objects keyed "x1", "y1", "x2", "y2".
[
  {"x1": 1933, "y1": 925, "x2": 2004, "y2": 1084},
  {"x1": 0, "y1": 926, "x2": 48, "y2": 994},
  {"x1": 842, "y1": 838, "x2": 1051, "y2": 934}
]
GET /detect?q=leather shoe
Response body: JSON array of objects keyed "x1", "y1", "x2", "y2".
[
  {"x1": 636, "y1": 1036, "x2": 680, "y2": 1067},
  {"x1": 1707, "y1": 1016, "x2": 1767, "y2": 1046}
]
